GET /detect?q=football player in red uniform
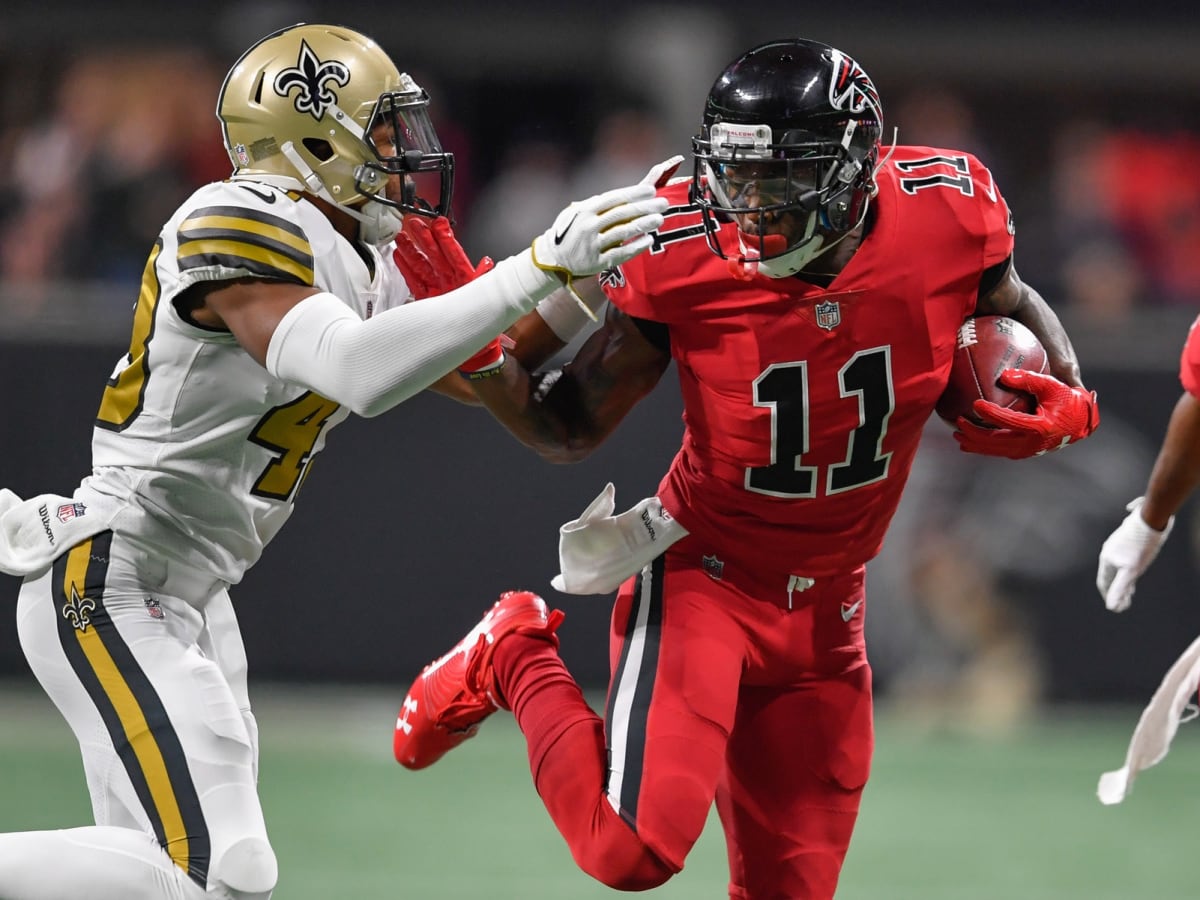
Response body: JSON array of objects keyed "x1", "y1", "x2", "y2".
[
  {"x1": 1098, "y1": 316, "x2": 1200, "y2": 612},
  {"x1": 1095, "y1": 316, "x2": 1200, "y2": 804},
  {"x1": 393, "y1": 39, "x2": 1099, "y2": 898}
]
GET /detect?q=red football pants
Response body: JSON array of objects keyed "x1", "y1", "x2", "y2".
[{"x1": 494, "y1": 540, "x2": 873, "y2": 899}]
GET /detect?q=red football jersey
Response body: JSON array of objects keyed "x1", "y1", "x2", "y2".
[
  {"x1": 1180, "y1": 315, "x2": 1200, "y2": 399},
  {"x1": 604, "y1": 146, "x2": 1015, "y2": 576}
]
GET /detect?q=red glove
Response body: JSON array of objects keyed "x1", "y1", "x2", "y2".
[
  {"x1": 953, "y1": 369, "x2": 1099, "y2": 459},
  {"x1": 393, "y1": 214, "x2": 494, "y2": 298},
  {"x1": 393, "y1": 215, "x2": 507, "y2": 375}
]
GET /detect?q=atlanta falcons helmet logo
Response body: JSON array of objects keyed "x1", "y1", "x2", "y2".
[{"x1": 827, "y1": 49, "x2": 882, "y2": 122}]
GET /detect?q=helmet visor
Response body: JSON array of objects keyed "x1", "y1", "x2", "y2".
[
  {"x1": 706, "y1": 158, "x2": 825, "y2": 219},
  {"x1": 360, "y1": 88, "x2": 455, "y2": 217},
  {"x1": 374, "y1": 90, "x2": 444, "y2": 157}
]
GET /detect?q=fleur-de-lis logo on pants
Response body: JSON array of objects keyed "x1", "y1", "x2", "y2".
[
  {"x1": 63, "y1": 585, "x2": 97, "y2": 633},
  {"x1": 274, "y1": 40, "x2": 351, "y2": 120}
]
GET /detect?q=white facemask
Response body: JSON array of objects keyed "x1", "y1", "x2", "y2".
[
  {"x1": 734, "y1": 196, "x2": 871, "y2": 280},
  {"x1": 730, "y1": 211, "x2": 826, "y2": 280}
]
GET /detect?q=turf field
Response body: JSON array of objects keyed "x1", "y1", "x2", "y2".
[{"x1": 1, "y1": 680, "x2": 1196, "y2": 899}]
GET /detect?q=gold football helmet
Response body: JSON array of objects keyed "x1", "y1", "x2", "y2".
[{"x1": 217, "y1": 23, "x2": 454, "y2": 232}]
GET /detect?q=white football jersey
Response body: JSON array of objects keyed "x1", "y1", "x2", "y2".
[{"x1": 77, "y1": 179, "x2": 410, "y2": 584}]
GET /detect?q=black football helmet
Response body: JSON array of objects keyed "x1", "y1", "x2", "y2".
[{"x1": 692, "y1": 39, "x2": 884, "y2": 278}]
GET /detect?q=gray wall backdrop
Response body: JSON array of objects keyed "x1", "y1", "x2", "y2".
[{"x1": 3, "y1": 314, "x2": 1200, "y2": 703}]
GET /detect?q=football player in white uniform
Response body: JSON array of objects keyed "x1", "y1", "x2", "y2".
[{"x1": 0, "y1": 22, "x2": 667, "y2": 900}]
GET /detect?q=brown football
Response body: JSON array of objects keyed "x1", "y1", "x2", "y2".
[{"x1": 935, "y1": 316, "x2": 1048, "y2": 426}]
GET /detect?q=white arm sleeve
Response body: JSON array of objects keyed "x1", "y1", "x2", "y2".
[{"x1": 266, "y1": 248, "x2": 557, "y2": 417}]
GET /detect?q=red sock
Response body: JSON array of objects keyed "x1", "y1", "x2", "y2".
[
  {"x1": 492, "y1": 635, "x2": 674, "y2": 890},
  {"x1": 493, "y1": 633, "x2": 596, "y2": 779}
]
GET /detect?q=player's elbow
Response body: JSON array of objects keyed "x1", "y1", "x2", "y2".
[{"x1": 346, "y1": 387, "x2": 414, "y2": 419}]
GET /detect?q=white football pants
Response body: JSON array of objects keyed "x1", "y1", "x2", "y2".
[{"x1": 0, "y1": 530, "x2": 275, "y2": 900}]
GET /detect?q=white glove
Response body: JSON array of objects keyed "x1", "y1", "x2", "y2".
[
  {"x1": 0, "y1": 488, "x2": 116, "y2": 576},
  {"x1": 531, "y1": 175, "x2": 668, "y2": 306},
  {"x1": 641, "y1": 154, "x2": 686, "y2": 189},
  {"x1": 551, "y1": 483, "x2": 688, "y2": 596},
  {"x1": 1096, "y1": 497, "x2": 1174, "y2": 612}
]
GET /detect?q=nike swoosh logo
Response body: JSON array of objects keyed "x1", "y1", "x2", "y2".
[
  {"x1": 238, "y1": 184, "x2": 277, "y2": 204},
  {"x1": 840, "y1": 600, "x2": 863, "y2": 622},
  {"x1": 554, "y1": 212, "x2": 579, "y2": 245}
]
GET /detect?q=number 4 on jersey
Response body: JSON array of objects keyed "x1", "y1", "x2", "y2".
[{"x1": 249, "y1": 392, "x2": 340, "y2": 500}]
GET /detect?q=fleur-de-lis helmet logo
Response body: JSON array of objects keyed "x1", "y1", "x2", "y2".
[{"x1": 273, "y1": 40, "x2": 351, "y2": 120}]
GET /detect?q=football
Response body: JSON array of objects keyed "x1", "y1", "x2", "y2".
[{"x1": 935, "y1": 316, "x2": 1048, "y2": 426}]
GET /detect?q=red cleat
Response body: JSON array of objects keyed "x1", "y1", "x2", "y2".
[{"x1": 394, "y1": 590, "x2": 564, "y2": 770}]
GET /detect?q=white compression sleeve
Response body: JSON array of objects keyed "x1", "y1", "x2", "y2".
[{"x1": 266, "y1": 248, "x2": 557, "y2": 417}]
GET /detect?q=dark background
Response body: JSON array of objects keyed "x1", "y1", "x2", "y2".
[{"x1": 3, "y1": 315, "x2": 1199, "y2": 702}]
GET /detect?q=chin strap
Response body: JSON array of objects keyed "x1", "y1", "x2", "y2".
[
  {"x1": 279, "y1": 141, "x2": 402, "y2": 245},
  {"x1": 351, "y1": 200, "x2": 403, "y2": 245},
  {"x1": 875, "y1": 126, "x2": 899, "y2": 171}
]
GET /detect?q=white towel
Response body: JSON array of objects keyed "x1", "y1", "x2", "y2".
[
  {"x1": 0, "y1": 488, "x2": 116, "y2": 576},
  {"x1": 551, "y1": 483, "x2": 688, "y2": 596},
  {"x1": 1097, "y1": 633, "x2": 1200, "y2": 805}
]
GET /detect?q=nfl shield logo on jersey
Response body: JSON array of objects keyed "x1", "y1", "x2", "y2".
[
  {"x1": 815, "y1": 301, "x2": 841, "y2": 331},
  {"x1": 701, "y1": 554, "x2": 725, "y2": 581}
]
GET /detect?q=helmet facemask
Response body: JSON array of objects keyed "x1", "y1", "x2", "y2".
[
  {"x1": 358, "y1": 82, "x2": 455, "y2": 219},
  {"x1": 693, "y1": 119, "x2": 879, "y2": 279}
]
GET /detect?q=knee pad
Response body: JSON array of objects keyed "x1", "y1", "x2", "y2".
[{"x1": 210, "y1": 835, "x2": 278, "y2": 900}]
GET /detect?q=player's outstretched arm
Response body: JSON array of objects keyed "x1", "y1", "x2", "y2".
[
  {"x1": 395, "y1": 218, "x2": 608, "y2": 406},
  {"x1": 1098, "y1": 390, "x2": 1200, "y2": 611},
  {"x1": 393, "y1": 156, "x2": 683, "y2": 407},
  {"x1": 201, "y1": 181, "x2": 667, "y2": 417},
  {"x1": 469, "y1": 302, "x2": 671, "y2": 464},
  {"x1": 455, "y1": 160, "x2": 683, "y2": 458},
  {"x1": 1140, "y1": 386, "x2": 1200, "y2": 530}
]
